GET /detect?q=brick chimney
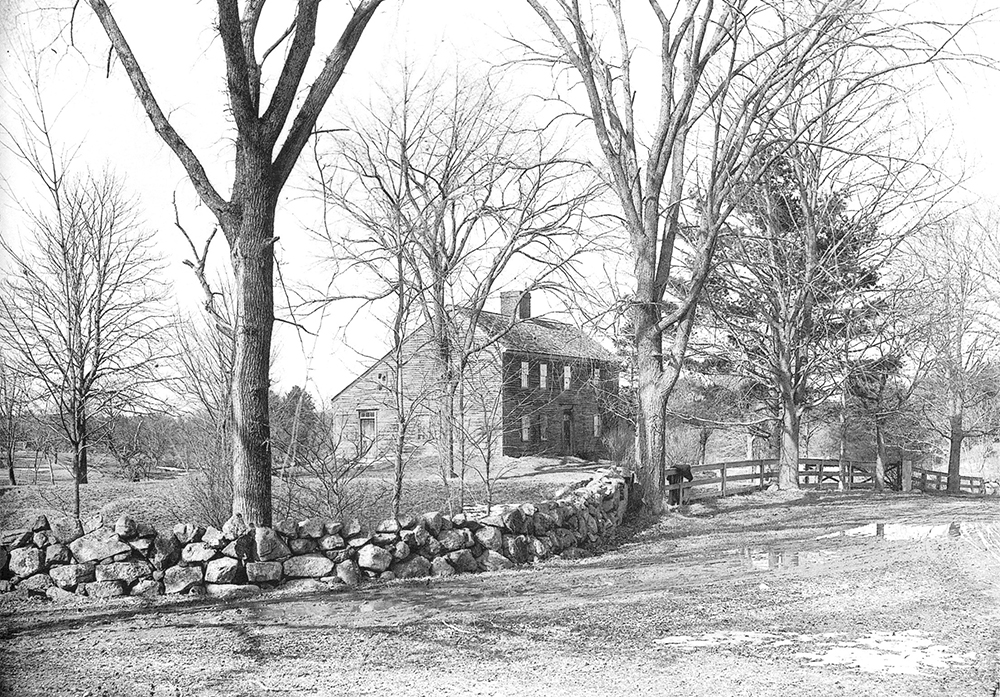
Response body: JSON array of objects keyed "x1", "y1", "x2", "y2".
[{"x1": 500, "y1": 290, "x2": 531, "y2": 320}]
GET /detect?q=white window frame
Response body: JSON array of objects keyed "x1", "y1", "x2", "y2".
[
  {"x1": 539, "y1": 363, "x2": 548, "y2": 389},
  {"x1": 520, "y1": 361, "x2": 529, "y2": 388},
  {"x1": 593, "y1": 367, "x2": 601, "y2": 383},
  {"x1": 540, "y1": 414, "x2": 548, "y2": 441},
  {"x1": 521, "y1": 415, "x2": 531, "y2": 442},
  {"x1": 563, "y1": 365, "x2": 571, "y2": 390},
  {"x1": 359, "y1": 409, "x2": 377, "y2": 450},
  {"x1": 593, "y1": 414, "x2": 602, "y2": 437}
]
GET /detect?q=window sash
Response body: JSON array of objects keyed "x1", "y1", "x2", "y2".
[
  {"x1": 593, "y1": 414, "x2": 601, "y2": 437},
  {"x1": 520, "y1": 415, "x2": 531, "y2": 442},
  {"x1": 563, "y1": 365, "x2": 571, "y2": 390},
  {"x1": 540, "y1": 363, "x2": 548, "y2": 388},
  {"x1": 520, "y1": 361, "x2": 529, "y2": 388}
]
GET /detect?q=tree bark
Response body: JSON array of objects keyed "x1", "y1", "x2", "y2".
[
  {"x1": 874, "y1": 418, "x2": 887, "y2": 492},
  {"x1": 778, "y1": 401, "x2": 801, "y2": 489},
  {"x1": 228, "y1": 191, "x2": 276, "y2": 527},
  {"x1": 947, "y1": 411, "x2": 963, "y2": 494}
]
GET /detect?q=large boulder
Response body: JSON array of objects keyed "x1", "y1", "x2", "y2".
[
  {"x1": 342, "y1": 518, "x2": 363, "y2": 538},
  {"x1": 86, "y1": 580, "x2": 126, "y2": 598},
  {"x1": 391, "y1": 556, "x2": 431, "y2": 579},
  {"x1": 283, "y1": 554, "x2": 335, "y2": 579},
  {"x1": 479, "y1": 550, "x2": 515, "y2": 572},
  {"x1": 421, "y1": 512, "x2": 444, "y2": 536},
  {"x1": 27, "y1": 514, "x2": 49, "y2": 532},
  {"x1": 430, "y1": 557, "x2": 455, "y2": 577},
  {"x1": 18, "y1": 573, "x2": 54, "y2": 593},
  {"x1": 275, "y1": 518, "x2": 299, "y2": 538},
  {"x1": 289, "y1": 538, "x2": 317, "y2": 555},
  {"x1": 502, "y1": 535, "x2": 529, "y2": 564},
  {"x1": 132, "y1": 579, "x2": 163, "y2": 597},
  {"x1": 253, "y1": 527, "x2": 291, "y2": 562},
  {"x1": 201, "y1": 527, "x2": 226, "y2": 550},
  {"x1": 221, "y1": 534, "x2": 254, "y2": 560},
  {"x1": 335, "y1": 559, "x2": 360, "y2": 588},
  {"x1": 323, "y1": 520, "x2": 343, "y2": 536},
  {"x1": 114, "y1": 516, "x2": 138, "y2": 539},
  {"x1": 357, "y1": 544, "x2": 392, "y2": 572},
  {"x1": 2, "y1": 529, "x2": 33, "y2": 548},
  {"x1": 204, "y1": 557, "x2": 240, "y2": 584},
  {"x1": 69, "y1": 530, "x2": 131, "y2": 563},
  {"x1": 172, "y1": 523, "x2": 205, "y2": 545},
  {"x1": 318, "y1": 534, "x2": 345, "y2": 551},
  {"x1": 181, "y1": 541, "x2": 217, "y2": 564},
  {"x1": 245, "y1": 561, "x2": 282, "y2": 584},
  {"x1": 82, "y1": 513, "x2": 105, "y2": 534},
  {"x1": 400, "y1": 526, "x2": 430, "y2": 549},
  {"x1": 150, "y1": 534, "x2": 182, "y2": 569},
  {"x1": 437, "y1": 528, "x2": 472, "y2": 553},
  {"x1": 222, "y1": 514, "x2": 249, "y2": 540},
  {"x1": 391, "y1": 541, "x2": 410, "y2": 560},
  {"x1": 49, "y1": 516, "x2": 83, "y2": 545},
  {"x1": 474, "y1": 526, "x2": 503, "y2": 551},
  {"x1": 299, "y1": 519, "x2": 325, "y2": 539},
  {"x1": 205, "y1": 583, "x2": 260, "y2": 599},
  {"x1": 32, "y1": 531, "x2": 56, "y2": 548},
  {"x1": 164, "y1": 565, "x2": 203, "y2": 594},
  {"x1": 95, "y1": 561, "x2": 152, "y2": 584},
  {"x1": 9, "y1": 548, "x2": 44, "y2": 578},
  {"x1": 446, "y1": 549, "x2": 478, "y2": 574},
  {"x1": 375, "y1": 518, "x2": 401, "y2": 534},
  {"x1": 49, "y1": 563, "x2": 96, "y2": 589}
]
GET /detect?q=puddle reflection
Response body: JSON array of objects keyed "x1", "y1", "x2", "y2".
[
  {"x1": 818, "y1": 521, "x2": 1000, "y2": 541},
  {"x1": 738, "y1": 548, "x2": 837, "y2": 571}
]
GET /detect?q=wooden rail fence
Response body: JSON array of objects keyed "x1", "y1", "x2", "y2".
[{"x1": 665, "y1": 458, "x2": 987, "y2": 503}]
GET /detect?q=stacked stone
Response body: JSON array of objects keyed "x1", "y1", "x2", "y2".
[{"x1": 0, "y1": 473, "x2": 629, "y2": 598}]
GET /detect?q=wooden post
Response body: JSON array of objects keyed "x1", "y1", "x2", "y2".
[
  {"x1": 920, "y1": 470, "x2": 927, "y2": 491},
  {"x1": 759, "y1": 460, "x2": 765, "y2": 490},
  {"x1": 901, "y1": 459, "x2": 912, "y2": 492},
  {"x1": 721, "y1": 461, "x2": 728, "y2": 498}
]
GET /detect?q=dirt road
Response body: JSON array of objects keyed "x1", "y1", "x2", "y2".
[{"x1": 2, "y1": 490, "x2": 999, "y2": 696}]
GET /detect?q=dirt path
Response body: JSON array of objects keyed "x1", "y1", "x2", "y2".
[{"x1": 2, "y1": 490, "x2": 999, "y2": 696}]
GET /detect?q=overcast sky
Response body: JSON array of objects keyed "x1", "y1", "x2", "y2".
[{"x1": 1, "y1": 0, "x2": 998, "y2": 403}]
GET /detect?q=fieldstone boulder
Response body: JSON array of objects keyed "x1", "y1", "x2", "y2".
[
  {"x1": 423, "y1": 537, "x2": 444, "y2": 558},
  {"x1": 150, "y1": 534, "x2": 182, "y2": 569},
  {"x1": 114, "y1": 515, "x2": 138, "y2": 539},
  {"x1": 82, "y1": 513, "x2": 105, "y2": 534},
  {"x1": 2, "y1": 529, "x2": 32, "y2": 548},
  {"x1": 342, "y1": 518, "x2": 362, "y2": 537},
  {"x1": 437, "y1": 528, "x2": 471, "y2": 552},
  {"x1": 392, "y1": 556, "x2": 431, "y2": 579},
  {"x1": 172, "y1": 523, "x2": 205, "y2": 545},
  {"x1": 421, "y1": 511, "x2": 444, "y2": 536},
  {"x1": 132, "y1": 579, "x2": 163, "y2": 597},
  {"x1": 87, "y1": 580, "x2": 126, "y2": 598},
  {"x1": 33, "y1": 531, "x2": 56, "y2": 548},
  {"x1": 392, "y1": 541, "x2": 410, "y2": 560},
  {"x1": 474, "y1": 526, "x2": 503, "y2": 551},
  {"x1": 299, "y1": 519, "x2": 325, "y2": 539},
  {"x1": 164, "y1": 565, "x2": 203, "y2": 594},
  {"x1": 70, "y1": 531, "x2": 131, "y2": 563},
  {"x1": 18, "y1": 573, "x2": 54, "y2": 593},
  {"x1": 446, "y1": 549, "x2": 478, "y2": 574},
  {"x1": 430, "y1": 557, "x2": 455, "y2": 577},
  {"x1": 254, "y1": 527, "x2": 292, "y2": 561},
  {"x1": 530, "y1": 536, "x2": 553, "y2": 559},
  {"x1": 401, "y1": 526, "x2": 430, "y2": 548},
  {"x1": 45, "y1": 586, "x2": 78, "y2": 603},
  {"x1": 372, "y1": 532, "x2": 398, "y2": 546},
  {"x1": 221, "y1": 534, "x2": 254, "y2": 560},
  {"x1": 318, "y1": 534, "x2": 345, "y2": 551},
  {"x1": 379, "y1": 571, "x2": 396, "y2": 583},
  {"x1": 357, "y1": 544, "x2": 392, "y2": 572},
  {"x1": 128, "y1": 538, "x2": 154, "y2": 555},
  {"x1": 50, "y1": 563, "x2": 96, "y2": 589},
  {"x1": 45, "y1": 542, "x2": 73, "y2": 568},
  {"x1": 376, "y1": 518, "x2": 401, "y2": 534},
  {"x1": 181, "y1": 541, "x2": 217, "y2": 564},
  {"x1": 9, "y1": 548, "x2": 44, "y2": 577},
  {"x1": 283, "y1": 554, "x2": 335, "y2": 579},
  {"x1": 479, "y1": 550, "x2": 515, "y2": 572},
  {"x1": 49, "y1": 517, "x2": 84, "y2": 544},
  {"x1": 335, "y1": 559, "x2": 360, "y2": 588},
  {"x1": 281, "y1": 578, "x2": 327, "y2": 594},
  {"x1": 397, "y1": 513, "x2": 419, "y2": 529},
  {"x1": 289, "y1": 538, "x2": 317, "y2": 555},
  {"x1": 201, "y1": 527, "x2": 226, "y2": 549},
  {"x1": 0, "y1": 547, "x2": 7, "y2": 573},
  {"x1": 246, "y1": 561, "x2": 282, "y2": 584},
  {"x1": 222, "y1": 514, "x2": 249, "y2": 540},
  {"x1": 501, "y1": 507, "x2": 526, "y2": 534},
  {"x1": 503, "y1": 535, "x2": 529, "y2": 564},
  {"x1": 204, "y1": 557, "x2": 240, "y2": 584},
  {"x1": 323, "y1": 521, "x2": 343, "y2": 536},
  {"x1": 275, "y1": 518, "x2": 299, "y2": 537},
  {"x1": 324, "y1": 548, "x2": 352, "y2": 564},
  {"x1": 347, "y1": 535, "x2": 372, "y2": 549},
  {"x1": 95, "y1": 561, "x2": 152, "y2": 584},
  {"x1": 136, "y1": 521, "x2": 158, "y2": 538}
]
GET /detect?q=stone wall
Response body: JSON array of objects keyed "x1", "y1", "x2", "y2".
[{"x1": 0, "y1": 473, "x2": 629, "y2": 600}]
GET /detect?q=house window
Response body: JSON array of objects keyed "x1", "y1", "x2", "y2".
[
  {"x1": 593, "y1": 414, "x2": 602, "y2": 437},
  {"x1": 521, "y1": 361, "x2": 529, "y2": 388},
  {"x1": 359, "y1": 410, "x2": 377, "y2": 451},
  {"x1": 521, "y1": 415, "x2": 531, "y2": 442},
  {"x1": 593, "y1": 367, "x2": 601, "y2": 383},
  {"x1": 540, "y1": 414, "x2": 548, "y2": 441},
  {"x1": 539, "y1": 363, "x2": 548, "y2": 389},
  {"x1": 563, "y1": 365, "x2": 571, "y2": 390},
  {"x1": 376, "y1": 371, "x2": 388, "y2": 390}
]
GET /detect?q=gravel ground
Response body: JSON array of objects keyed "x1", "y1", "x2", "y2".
[{"x1": 2, "y1": 489, "x2": 999, "y2": 696}]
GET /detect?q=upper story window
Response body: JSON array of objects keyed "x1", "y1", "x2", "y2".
[
  {"x1": 539, "y1": 363, "x2": 548, "y2": 389},
  {"x1": 563, "y1": 365, "x2": 571, "y2": 390},
  {"x1": 376, "y1": 371, "x2": 388, "y2": 390},
  {"x1": 520, "y1": 361, "x2": 529, "y2": 388}
]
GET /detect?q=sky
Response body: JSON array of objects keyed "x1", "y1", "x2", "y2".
[{"x1": 1, "y1": 0, "x2": 999, "y2": 404}]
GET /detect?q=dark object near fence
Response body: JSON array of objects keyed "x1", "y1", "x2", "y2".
[{"x1": 667, "y1": 464, "x2": 694, "y2": 505}]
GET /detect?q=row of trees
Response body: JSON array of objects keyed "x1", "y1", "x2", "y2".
[{"x1": 1, "y1": 0, "x2": 992, "y2": 522}]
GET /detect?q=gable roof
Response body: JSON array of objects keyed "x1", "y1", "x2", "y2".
[{"x1": 472, "y1": 310, "x2": 616, "y2": 362}]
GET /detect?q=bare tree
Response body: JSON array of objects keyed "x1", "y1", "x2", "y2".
[
  {"x1": 0, "y1": 353, "x2": 30, "y2": 485},
  {"x1": 524, "y1": 0, "x2": 979, "y2": 505},
  {"x1": 64, "y1": 0, "x2": 390, "y2": 525}
]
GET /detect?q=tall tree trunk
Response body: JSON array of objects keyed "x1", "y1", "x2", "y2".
[
  {"x1": 228, "y1": 191, "x2": 275, "y2": 527},
  {"x1": 874, "y1": 417, "x2": 887, "y2": 492},
  {"x1": 457, "y1": 377, "x2": 466, "y2": 511},
  {"x1": 698, "y1": 427, "x2": 710, "y2": 467},
  {"x1": 947, "y1": 411, "x2": 963, "y2": 494},
  {"x1": 778, "y1": 402, "x2": 801, "y2": 489},
  {"x1": 634, "y1": 294, "x2": 667, "y2": 509},
  {"x1": 5, "y1": 419, "x2": 15, "y2": 485}
]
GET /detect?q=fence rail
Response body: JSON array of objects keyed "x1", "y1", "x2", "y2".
[{"x1": 664, "y1": 458, "x2": 986, "y2": 502}]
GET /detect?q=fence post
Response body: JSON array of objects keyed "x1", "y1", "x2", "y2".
[
  {"x1": 721, "y1": 461, "x2": 728, "y2": 497},
  {"x1": 901, "y1": 460, "x2": 912, "y2": 493},
  {"x1": 920, "y1": 470, "x2": 927, "y2": 492},
  {"x1": 759, "y1": 460, "x2": 765, "y2": 490}
]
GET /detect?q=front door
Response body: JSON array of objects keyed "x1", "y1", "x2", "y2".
[{"x1": 562, "y1": 408, "x2": 573, "y2": 455}]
